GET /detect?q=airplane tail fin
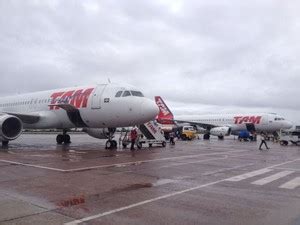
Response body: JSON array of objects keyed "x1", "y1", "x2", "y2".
[{"x1": 154, "y1": 96, "x2": 175, "y2": 124}]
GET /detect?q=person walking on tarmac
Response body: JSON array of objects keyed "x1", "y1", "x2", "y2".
[
  {"x1": 259, "y1": 132, "x2": 270, "y2": 150},
  {"x1": 169, "y1": 131, "x2": 175, "y2": 145},
  {"x1": 130, "y1": 127, "x2": 138, "y2": 151}
]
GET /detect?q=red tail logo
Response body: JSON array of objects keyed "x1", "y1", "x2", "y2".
[{"x1": 155, "y1": 96, "x2": 174, "y2": 124}]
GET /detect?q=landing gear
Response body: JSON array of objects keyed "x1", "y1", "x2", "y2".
[
  {"x1": 56, "y1": 130, "x2": 71, "y2": 145},
  {"x1": 105, "y1": 128, "x2": 117, "y2": 150},
  {"x1": 203, "y1": 133, "x2": 210, "y2": 140},
  {"x1": 218, "y1": 136, "x2": 224, "y2": 140},
  {"x1": 2, "y1": 141, "x2": 9, "y2": 147},
  {"x1": 105, "y1": 140, "x2": 117, "y2": 149}
]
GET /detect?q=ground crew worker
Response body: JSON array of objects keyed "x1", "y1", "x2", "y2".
[
  {"x1": 130, "y1": 127, "x2": 138, "y2": 150},
  {"x1": 169, "y1": 131, "x2": 175, "y2": 145},
  {"x1": 259, "y1": 132, "x2": 270, "y2": 150}
]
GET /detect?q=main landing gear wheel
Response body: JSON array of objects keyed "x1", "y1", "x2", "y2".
[
  {"x1": 106, "y1": 140, "x2": 117, "y2": 149},
  {"x1": 218, "y1": 136, "x2": 224, "y2": 140},
  {"x1": 203, "y1": 133, "x2": 210, "y2": 140},
  {"x1": 56, "y1": 134, "x2": 71, "y2": 144},
  {"x1": 2, "y1": 141, "x2": 9, "y2": 147}
]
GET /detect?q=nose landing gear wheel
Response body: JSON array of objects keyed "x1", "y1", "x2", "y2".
[
  {"x1": 106, "y1": 140, "x2": 118, "y2": 149},
  {"x1": 56, "y1": 134, "x2": 71, "y2": 144},
  {"x1": 203, "y1": 133, "x2": 210, "y2": 140},
  {"x1": 63, "y1": 134, "x2": 71, "y2": 144},
  {"x1": 2, "y1": 141, "x2": 9, "y2": 147}
]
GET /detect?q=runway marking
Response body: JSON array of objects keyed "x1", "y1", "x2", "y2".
[
  {"x1": 226, "y1": 158, "x2": 300, "y2": 182},
  {"x1": 202, "y1": 163, "x2": 255, "y2": 176},
  {"x1": 0, "y1": 159, "x2": 65, "y2": 172},
  {"x1": 64, "y1": 158, "x2": 300, "y2": 225},
  {"x1": 161, "y1": 153, "x2": 255, "y2": 169},
  {"x1": 225, "y1": 168, "x2": 273, "y2": 182},
  {"x1": 251, "y1": 171, "x2": 294, "y2": 185},
  {"x1": 275, "y1": 167, "x2": 300, "y2": 172},
  {"x1": 0, "y1": 150, "x2": 246, "y2": 172},
  {"x1": 160, "y1": 156, "x2": 228, "y2": 168},
  {"x1": 279, "y1": 177, "x2": 300, "y2": 190}
]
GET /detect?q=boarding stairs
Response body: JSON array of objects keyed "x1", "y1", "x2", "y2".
[
  {"x1": 138, "y1": 121, "x2": 166, "y2": 147},
  {"x1": 121, "y1": 121, "x2": 166, "y2": 149}
]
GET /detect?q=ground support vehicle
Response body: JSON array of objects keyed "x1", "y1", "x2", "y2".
[{"x1": 279, "y1": 130, "x2": 300, "y2": 146}]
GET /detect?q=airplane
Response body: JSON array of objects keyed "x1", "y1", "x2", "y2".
[
  {"x1": 0, "y1": 83, "x2": 159, "y2": 148},
  {"x1": 155, "y1": 96, "x2": 293, "y2": 140}
]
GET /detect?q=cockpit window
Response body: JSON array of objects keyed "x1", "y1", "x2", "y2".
[
  {"x1": 122, "y1": 91, "x2": 131, "y2": 97},
  {"x1": 115, "y1": 91, "x2": 123, "y2": 97},
  {"x1": 130, "y1": 91, "x2": 144, "y2": 97}
]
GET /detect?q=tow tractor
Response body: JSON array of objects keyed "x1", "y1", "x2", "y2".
[
  {"x1": 279, "y1": 129, "x2": 300, "y2": 146},
  {"x1": 121, "y1": 121, "x2": 166, "y2": 149}
]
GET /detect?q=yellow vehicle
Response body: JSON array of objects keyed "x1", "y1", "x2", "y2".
[{"x1": 180, "y1": 126, "x2": 197, "y2": 140}]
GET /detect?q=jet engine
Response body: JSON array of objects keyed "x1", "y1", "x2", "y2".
[
  {"x1": 210, "y1": 127, "x2": 231, "y2": 137},
  {"x1": 0, "y1": 114, "x2": 23, "y2": 141},
  {"x1": 84, "y1": 128, "x2": 116, "y2": 139}
]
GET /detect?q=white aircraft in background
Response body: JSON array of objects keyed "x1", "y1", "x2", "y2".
[
  {"x1": 155, "y1": 96, "x2": 293, "y2": 140},
  {"x1": 0, "y1": 83, "x2": 159, "y2": 148}
]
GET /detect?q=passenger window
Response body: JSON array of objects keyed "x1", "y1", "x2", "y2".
[
  {"x1": 130, "y1": 91, "x2": 144, "y2": 97},
  {"x1": 122, "y1": 91, "x2": 131, "y2": 97},
  {"x1": 115, "y1": 91, "x2": 123, "y2": 97}
]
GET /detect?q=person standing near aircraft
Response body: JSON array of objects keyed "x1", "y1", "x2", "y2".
[
  {"x1": 259, "y1": 132, "x2": 270, "y2": 150},
  {"x1": 130, "y1": 127, "x2": 138, "y2": 150},
  {"x1": 169, "y1": 131, "x2": 175, "y2": 145}
]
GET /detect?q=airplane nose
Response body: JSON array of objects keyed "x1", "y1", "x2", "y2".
[
  {"x1": 140, "y1": 99, "x2": 159, "y2": 122},
  {"x1": 285, "y1": 121, "x2": 293, "y2": 129}
]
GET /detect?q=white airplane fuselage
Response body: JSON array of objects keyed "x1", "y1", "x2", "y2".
[
  {"x1": 0, "y1": 83, "x2": 158, "y2": 142},
  {"x1": 176, "y1": 113, "x2": 293, "y2": 134}
]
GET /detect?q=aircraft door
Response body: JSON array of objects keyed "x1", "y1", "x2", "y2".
[
  {"x1": 91, "y1": 84, "x2": 107, "y2": 109},
  {"x1": 263, "y1": 114, "x2": 269, "y2": 126}
]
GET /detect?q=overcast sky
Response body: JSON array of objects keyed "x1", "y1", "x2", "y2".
[{"x1": 0, "y1": 0, "x2": 299, "y2": 123}]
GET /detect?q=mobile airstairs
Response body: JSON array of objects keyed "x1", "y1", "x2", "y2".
[{"x1": 121, "y1": 121, "x2": 166, "y2": 149}]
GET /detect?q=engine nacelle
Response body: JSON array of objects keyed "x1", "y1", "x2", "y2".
[
  {"x1": 84, "y1": 128, "x2": 116, "y2": 139},
  {"x1": 210, "y1": 127, "x2": 231, "y2": 137},
  {"x1": 0, "y1": 115, "x2": 23, "y2": 141}
]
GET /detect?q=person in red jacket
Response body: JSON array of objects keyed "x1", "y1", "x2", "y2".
[{"x1": 130, "y1": 127, "x2": 138, "y2": 150}]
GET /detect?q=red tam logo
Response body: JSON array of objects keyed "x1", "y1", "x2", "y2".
[
  {"x1": 234, "y1": 116, "x2": 262, "y2": 124},
  {"x1": 50, "y1": 88, "x2": 94, "y2": 110}
]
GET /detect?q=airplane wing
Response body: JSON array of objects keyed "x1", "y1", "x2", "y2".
[
  {"x1": 0, "y1": 112, "x2": 40, "y2": 124},
  {"x1": 1, "y1": 103, "x2": 77, "y2": 125},
  {"x1": 173, "y1": 119, "x2": 217, "y2": 130}
]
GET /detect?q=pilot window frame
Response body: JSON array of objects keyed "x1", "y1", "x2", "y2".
[
  {"x1": 130, "y1": 91, "x2": 144, "y2": 97},
  {"x1": 122, "y1": 91, "x2": 131, "y2": 97},
  {"x1": 115, "y1": 91, "x2": 123, "y2": 98}
]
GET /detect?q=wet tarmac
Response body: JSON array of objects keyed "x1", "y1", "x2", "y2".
[{"x1": 0, "y1": 134, "x2": 299, "y2": 225}]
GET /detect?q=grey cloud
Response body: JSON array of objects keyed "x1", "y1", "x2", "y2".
[{"x1": 0, "y1": 0, "x2": 299, "y2": 123}]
